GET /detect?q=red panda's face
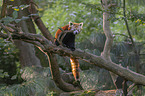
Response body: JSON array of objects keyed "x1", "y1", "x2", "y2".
[{"x1": 69, "y1": 22, "x2": 83, "y2": 35}]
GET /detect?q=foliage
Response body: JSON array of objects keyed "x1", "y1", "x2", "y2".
[
  {"x1": 0, "y1": 5, "x2": 31, "y2": 25},
  {"x1": 80, "y1": 69, "x2": 99, "y2": 90},
  {"x1": 0, "y1": 67, "x2": 104, "y2": 96},
  {"x1": 0, "y1": 38, "x2": 21, "y2": 85},
  {"x1": 111, "y1": 1, "x2": 145, "y2": 42},
  {"x1": 0, "y1": 67, "x2": 61, "y2": 96},
  {"x1": 0, "y1": 3, "x2": 38, "y2": 86}
]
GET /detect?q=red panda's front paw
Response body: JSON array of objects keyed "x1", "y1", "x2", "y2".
[{"x1": 70, "y1": 47, "x2": 75, "y2": 51}]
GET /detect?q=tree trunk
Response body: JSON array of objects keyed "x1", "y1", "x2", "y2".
[{"x1": 7, "y1": 0, "x2": 41, "y2": 67}]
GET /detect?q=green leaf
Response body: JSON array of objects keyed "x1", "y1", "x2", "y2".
[
  {"x1": 11, "y1": 75, "x2": 17, "y2": 80},
  {"x1": 1, "y1": 16, "x2": 14, "y2": 25},
  {"x1": 13, "y1": 10, "x2": 18, "y2": 19}
]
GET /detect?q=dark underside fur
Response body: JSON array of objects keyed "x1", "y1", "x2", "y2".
[{"x1": 55, "y1": 32, "x2": 76, "y2": 51}]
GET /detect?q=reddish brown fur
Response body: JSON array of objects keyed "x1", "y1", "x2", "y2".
[{"x1": 54, "y1": 24, "x2": 70, "y2": 41}]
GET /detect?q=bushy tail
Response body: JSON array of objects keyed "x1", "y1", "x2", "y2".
[{"x1": 70, "y1": 57, "x2": 80, "y2": 81}]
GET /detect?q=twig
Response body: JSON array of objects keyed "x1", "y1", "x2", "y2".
[
  {"x1": 113, "y1": 33, "x2": 129, "y2": 38},
  {"x1": 123, "y1": 0, "x2": 135, "y2": 47},
  {"x1": 0, "y1": 23, "x2": 14, "y2": 43},
  {"x1": 123, "y1": 0, "x2": 141, "y2": 76}
]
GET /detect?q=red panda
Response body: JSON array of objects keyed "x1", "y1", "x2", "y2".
[{"x1": 54, "y1": 21, "x2": 83, "y2": 83}]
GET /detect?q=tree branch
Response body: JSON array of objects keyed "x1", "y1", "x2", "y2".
[
  {"x1": 101, "y1": 0, "x2": 113, "y2": 61},
  {"x1": 123, "y1": 0, "x2": 141, "y2": 76},
  {"x1": 0, "y1": 28, "x2": 145, "y2": 86},
  {"x1": 0, "y1": 22, "x2": 13, "y2": 42},
  {"x1": 123, "y1": 0, "x2": 135, "y2": 48},
  {"x1": 26, "y1": 0, "x2": 54, "y2": 41}
]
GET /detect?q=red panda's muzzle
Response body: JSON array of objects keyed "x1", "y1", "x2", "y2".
[{"x1": 73, "y1": 30, "x2": 80, "y2": 35}]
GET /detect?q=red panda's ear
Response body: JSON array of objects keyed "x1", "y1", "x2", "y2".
[
  {"x1": 69, "y1": 21, "x2": 73, "y2": 27},
  {"x1": 79, "y1": 23, "x2": 83, "y2": 28}
]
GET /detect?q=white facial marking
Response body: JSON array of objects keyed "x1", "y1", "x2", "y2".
[{"x1": 73, "y1": 30, "x2": 79, "y2": 34}]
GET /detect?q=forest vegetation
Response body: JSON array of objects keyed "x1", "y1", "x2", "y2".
[{"x1": 0, "y1": 0, "x2": 145, "y2": 96}]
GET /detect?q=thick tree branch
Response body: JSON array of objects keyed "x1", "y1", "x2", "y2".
[
  {"x1": 0, "y1": 29, "x2": 145, "y2": 85},
  {"x1": 26, "y1": 0, "x2": 54, "y2": 41},
  {"x1": 46, "y1": 53, "x2": 81, "y2": 91}
]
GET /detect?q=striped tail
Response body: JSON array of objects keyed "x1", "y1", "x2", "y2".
[{"x1": 70, "y1": 57, "x2": 80, "y2": 81}]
